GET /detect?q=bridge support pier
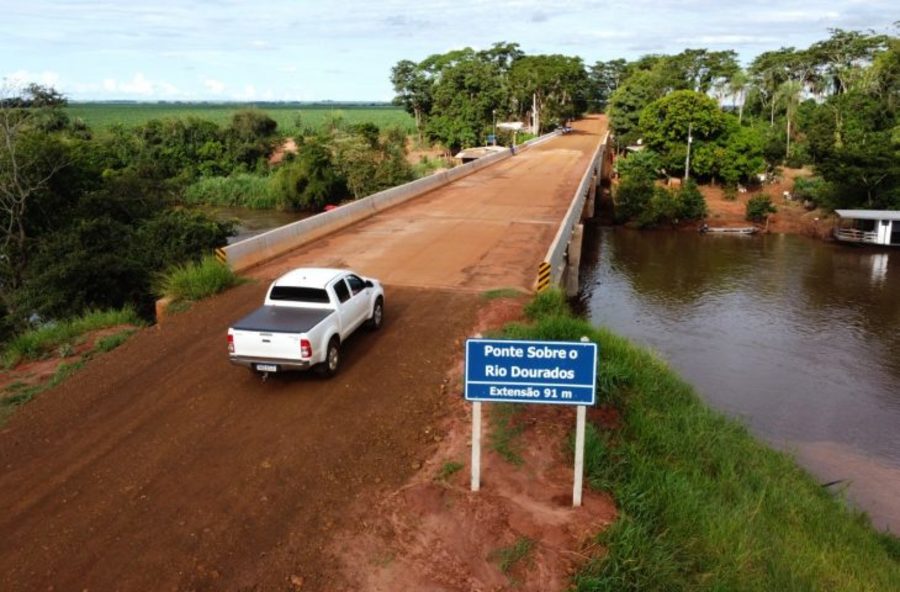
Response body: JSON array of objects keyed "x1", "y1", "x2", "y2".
[
  {"x1": 584, "y1": 175, "x2": 596, "y2": 219},
  {"x1": 565, "y1": 224, "x2": 584, "y2": 297}
]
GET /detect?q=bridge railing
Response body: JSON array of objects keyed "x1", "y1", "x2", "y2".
[
  {"x1": 219, "y1": 129, "x2": 563, "y2": 272},
  {"x1": 536, "y1": 131, "x2": 610, "y2": 291}
]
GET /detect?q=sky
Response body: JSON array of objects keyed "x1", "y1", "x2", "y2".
[{"x1": 1, "y1": 0, "x2": 896, "y2": 102}]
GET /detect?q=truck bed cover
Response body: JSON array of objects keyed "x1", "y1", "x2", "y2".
[{"x1": 231, "y1": 306, "x2": 333, "y2": 334}]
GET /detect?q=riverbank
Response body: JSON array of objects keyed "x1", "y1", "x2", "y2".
[
  {"x1": 330, "y1": 288, "x2": 899, "y2": 589},
  {"x1": 699, "y1": 167, "x2": 833, "y2": 238},
  {"x1": 521, "y1": 290, "x2": 900, "y2": 590}
]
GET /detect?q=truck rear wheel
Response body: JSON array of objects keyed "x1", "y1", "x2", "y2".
[{"x1": 316, "y1": 337, "x2": 341, "y2": 378}]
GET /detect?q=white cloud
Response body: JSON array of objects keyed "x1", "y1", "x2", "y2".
[
  {"x1": 119, "y1": 73, "x2": 154, "y2": 95},
  {"x1": 203, "y1": 78, "x2": 226, "y2": 94},
  {"x1": 234, "y1": 84, "x2": 257, "y2": 100},
  {"x1": 676, "y1": 35, "x2": 778, "y2": 45},
  {"x1": 3, "y1": 69, "x2": 61, "y2": 87}
]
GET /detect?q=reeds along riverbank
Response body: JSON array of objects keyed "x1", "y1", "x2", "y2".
[{"x1": 506, "y1": 290, "x2": 900, "y2": 591}]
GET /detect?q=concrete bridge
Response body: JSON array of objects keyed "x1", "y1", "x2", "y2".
[{"x1": 0, "y1": 116, "x2": 610, "y2": 590}]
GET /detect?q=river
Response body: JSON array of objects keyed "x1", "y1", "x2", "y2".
[
  {"x1": 198, "y1": 206, "x2": 311, "y2": 243},
  {"x1": 578, "y1": 227, "x2": 900, "y2": 533}
]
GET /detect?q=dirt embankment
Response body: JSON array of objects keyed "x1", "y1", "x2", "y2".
[{"x1": 699, "y1": 168, "x2": 833, "y2": 238}]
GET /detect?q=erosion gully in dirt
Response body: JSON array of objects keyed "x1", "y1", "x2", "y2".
[{"x1": 0, "y1": 116, "x2": 608, "y2": 591}]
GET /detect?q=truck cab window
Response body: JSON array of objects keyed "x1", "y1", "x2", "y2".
[
  {"x1": 346, "y1": 275, "x2": 364, "y2": 296},
  {"x1": 333, "y1": 280, "x2": 351, "y2": 303}
]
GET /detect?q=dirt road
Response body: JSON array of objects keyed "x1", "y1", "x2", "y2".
[{"x1": 0, "y1": 116, "x2": 606, "y2": 591}]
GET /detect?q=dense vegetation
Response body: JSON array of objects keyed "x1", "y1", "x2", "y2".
[
  {"x1": 392, "y1": 42, "x2": 589, "y2": 150},
  {"x1": 0, "y1": 85, "x2": 416, "y2": 345},
  {"x1": 508, "y1": 290, "x2": 900, "y2": 591},
  {"x1": 604, "y1": 29, "x2": 899, "y2": 225}
]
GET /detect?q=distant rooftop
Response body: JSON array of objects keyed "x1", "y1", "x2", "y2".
[{"x1": 835, "y1": 210, "x2": 900, "y2": 221}]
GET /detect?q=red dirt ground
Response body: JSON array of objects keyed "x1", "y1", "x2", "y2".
[
  {"x1": 0, "y1": 117, "x2": 611, "y2": 591},
  {"x1": 698, "y1": 167, "x2": 832, "y2": 238}
]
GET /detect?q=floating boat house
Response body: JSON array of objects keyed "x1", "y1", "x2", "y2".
[{"x1": 834, "y1": 210, "x2": 900, "y2": 247}]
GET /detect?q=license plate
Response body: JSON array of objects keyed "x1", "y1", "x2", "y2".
[{"x1": 256, "y1": 364, "x2": 278, "y2": 373}]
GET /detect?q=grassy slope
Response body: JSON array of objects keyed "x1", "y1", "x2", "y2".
[{"x1": 504, "y1": 291, "x2": 900, "y2": 591}]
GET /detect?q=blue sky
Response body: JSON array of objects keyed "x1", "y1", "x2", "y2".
[{"x1": 2, "y1": 0, "x2": 896, "y2": 102}]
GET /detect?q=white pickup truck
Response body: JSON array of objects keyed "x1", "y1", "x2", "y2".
[{"x1": 228, "y1": 268, "x2": 384, "y2": 378}]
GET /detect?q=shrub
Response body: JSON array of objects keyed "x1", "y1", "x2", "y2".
[
  {"x1": 157, "y1": 256, "x2": 241, "y2": 302},
  {"x1": 746, "y1": 194, "x2": 777, "y2": 222},
  {"x1": 676, "y1": 179, "x2": 707, "y2": 221},
  {"x1": 183, "y1": 174, "x2": 282, "y2": 209}
]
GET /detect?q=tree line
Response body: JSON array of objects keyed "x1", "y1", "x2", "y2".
[
  {"x1": 602, "y1": 28, "x2": 898, "y2": 224},
  {"x1": 391, "y1": 42, "x2": 590, "y2": 150}
]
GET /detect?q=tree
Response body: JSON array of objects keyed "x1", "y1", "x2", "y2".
[
  {"x1": 728, "y1": 70, "x2": 750, "y2": 124},
  {"x1": 509, "y1": 54, "x2": 589, "y2": 134},
  {"x1": 807, "y1": 28, "x2": 889, "y2": 95},
  {"x1": 638, "y1": 90, "x2": 726, "y2": 178},
  {"x1": 776, "y1": 80, "x2": 803, "y2": 158},
  {"x1": 391, "y1": 59, "x2": 433, "y2": 142},
  {"x1": 589, "y1": 59, "x2": 628, "y2": 112},
  {"x1": 0, "y1": 84, "x2": 71, "y2": 320},
  {"x1": 608, "y1": 70, "x2": 668, "y2": 148},
  {"x1": 426, "y1": 57, "x2": 506, "y2": 151}
]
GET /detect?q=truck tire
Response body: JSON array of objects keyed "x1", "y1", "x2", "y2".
[
  {"x1": 316, "y1": 337, "x2": 341, "y2": 378},
  {"x1": 366, "y1": 297, "x2": 384, "y2": 331}
]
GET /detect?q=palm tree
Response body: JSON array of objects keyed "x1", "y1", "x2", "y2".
[
  {"x1": 776, "y1": 80, "x2": 803, "y2": 159},
  {"x1": 727, "y1": 70, "x2": 750, "y2": 125}
]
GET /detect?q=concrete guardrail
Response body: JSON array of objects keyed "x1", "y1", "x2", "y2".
[
  {"x1": 218, "y1": 129, "x2": 563, "y2": 272},
  {"x1": 536, "y1": 131, "x2": 610, "y2": 291}
]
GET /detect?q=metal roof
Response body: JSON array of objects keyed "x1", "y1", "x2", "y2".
[{"x1": 834, "y1": 209, "x2": 900, "y2": 221}]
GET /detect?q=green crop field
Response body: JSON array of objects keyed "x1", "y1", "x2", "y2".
[{"x1": 66, "y1": 103, "x2": 415, "y2": 134}]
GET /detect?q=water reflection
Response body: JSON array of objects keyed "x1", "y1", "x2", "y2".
[{"x1": 579, "y1": 227, "x2": 900, "y2": 530}]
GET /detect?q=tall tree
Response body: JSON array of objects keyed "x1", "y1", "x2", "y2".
[{"x1": 0, "y1": 84, "x2": 70, "y2": 318}]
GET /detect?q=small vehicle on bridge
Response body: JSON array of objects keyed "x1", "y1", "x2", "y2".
[{"x1": 228, "y1": 268, "x2": 384, "y2": 379}]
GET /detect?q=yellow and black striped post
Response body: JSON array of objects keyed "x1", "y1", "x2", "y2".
[
  {"x1": 215, "y1": 248, "x2": 227, "y2": 265},
  {"x1": 536, "y1": 261, "x2": 552, "y2": 292}
]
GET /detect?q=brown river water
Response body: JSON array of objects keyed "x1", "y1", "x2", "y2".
[{"x1": 578, "y1": 227, "x2": 900, "y2": 533}]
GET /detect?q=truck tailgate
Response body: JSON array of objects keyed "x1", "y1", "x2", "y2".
[{"x1": 231, "y1": 306, "x2": 333, "y2": 362}]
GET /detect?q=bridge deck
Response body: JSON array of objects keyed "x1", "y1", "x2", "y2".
[{"x1": 255, "y1": 115, "x2": 606, "y2": 291}]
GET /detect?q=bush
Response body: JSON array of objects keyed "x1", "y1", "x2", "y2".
[
  {"x1": 614, "y1": 179, "x2": 654, "y2": 223},
  {"x1": 675, "y1": 180, "x2": 707, "y2": 221},
  {"x1": 157, "y1": 256, "x2": 242, "y2": 302},
  {"x1": 792, "y1": 176, "x2": 830, "y2": 207},
  {"x1": 616, "y1": 150, "x2": 661, "y2": 184},
  {"x1": 746, "y1": 194, "x2": 777, "y2": 222},
  {"x1": 183, "y1": 174, "x2": 282, "y2": 209}
]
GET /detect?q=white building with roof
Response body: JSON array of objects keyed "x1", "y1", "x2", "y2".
[{"x1": 834, "y1": 210, "x2": 900, "y2": 246}]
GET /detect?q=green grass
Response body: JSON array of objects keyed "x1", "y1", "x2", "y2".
[
  {"x1": 157, "y1": 255, "x2": 242, "y2": 302},
  {"x1": 67, "y1": 103, "x2": 415, "y2": 135},
  {"x1": 490, "y1": 403, "x2": 525, "y2": 465},
  {"x1": 183, "y1": 173, "x2": 282, "y2": 209},
  {"x1": 481, "y1": 288, "x2": 524, "y2": 301},
  {"x1": 93, "y1": 329, "x2": 136, "y2": 353},
  {"x1": 437, "y1": 460, "x2": 465, "y2": 480},
  {"x1": 2, "y1": 308, "x2": 142, "y2": 368},
  {"x1": 490, "y1": 537, "x2": 535, "y2": 574},
  {"x1": 504, "y1": 289, "x2": 900, "y2": 591}
]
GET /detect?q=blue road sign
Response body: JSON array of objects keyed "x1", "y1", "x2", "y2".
[{"x1": 465, "y1": 339, "x2": 597, "y2": 406}]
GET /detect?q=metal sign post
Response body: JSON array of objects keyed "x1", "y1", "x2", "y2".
[{"x1": 464, "y1": 338, "x2": 598, "y2": 506}]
